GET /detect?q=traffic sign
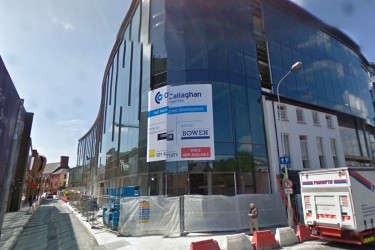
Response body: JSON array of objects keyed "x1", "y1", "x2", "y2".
[
  {"x1": 279, "y1": 156, "x2": 291, "y2": 165},
  {"x1": 284, "y1": 188, "x2": 293, "y2": 194},
  {"x1": 283, "y1": 179, "x2": 293, "y2": 188}
]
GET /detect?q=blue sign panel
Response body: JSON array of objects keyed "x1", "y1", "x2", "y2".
[{"x1": 279, "y1": 156, "x2": 291, "y2": 165}]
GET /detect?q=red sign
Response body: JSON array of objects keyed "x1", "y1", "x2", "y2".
[
  {"x1": 283, "y1": 179, "x2": 293, "y2": 188},
  {"x1": 181, "y1": 147, "x2": 211, "y2": 158}
]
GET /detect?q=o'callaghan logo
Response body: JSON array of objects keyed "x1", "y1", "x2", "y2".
[
  {"x1": 155, "y1": 90, "x2": 202, "y2": 104},
  {"x1": 155, "y1": 92, "x2": 163, "y2": 104}
]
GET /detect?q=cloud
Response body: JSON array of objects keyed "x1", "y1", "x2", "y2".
[
  {"x1": 56, "y1": 119, "x2": 87, "y2": 126},
  {"x1": 53, "y1": 17, "x2": 75, "y2": 31},
  {"x1": 289, "y1": 0, "x2": 308, "y2": 6}
]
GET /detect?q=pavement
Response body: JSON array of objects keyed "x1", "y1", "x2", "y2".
[{"x1": 0, "y1": 205, "x2": 33, "y2": 249}]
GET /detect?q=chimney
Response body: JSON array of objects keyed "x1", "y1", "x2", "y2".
[{"x1": 60, "y1": 156, "x2": 69, "y2": 167}]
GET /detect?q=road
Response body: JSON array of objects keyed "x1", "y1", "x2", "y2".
[
  {"x1": 12, "y1": 199, "x2": 105, "y2": 250},
  {"x1": 283, "y1": 238, "x2": 375, "y2": 250}
]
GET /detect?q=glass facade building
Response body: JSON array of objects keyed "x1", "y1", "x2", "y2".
[{"x1": 75, "y1": 0, "x2": 375, "y2": 197}]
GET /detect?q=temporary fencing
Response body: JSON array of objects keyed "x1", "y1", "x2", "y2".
[
  {"x1": 184, "y1": 194, "x2": 287, "y2": 232},
  {"x1": 66, "y1": 193, "x2": 287, "y2": 236},
  {"x1": 68, "y1": 193, "x2": 100, "y2": 227},
  {"x1": 118, "y1": 194, "x2": 287, "y2": 236},
  {"x1": 118, "y1": 196, "x2": 181, "y2": 237}
]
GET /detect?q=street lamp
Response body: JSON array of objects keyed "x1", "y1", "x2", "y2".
[{"x1": 275, "y1": 61, "x2": 303, "y2": 228}]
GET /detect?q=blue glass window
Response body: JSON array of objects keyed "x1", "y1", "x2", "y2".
[
  {"x1": 247, "y1": 88, "x2": 266, "y2": 145},
  {"x1": 212, "y1": 82, "x2": 233, "y2": 142},
  {"x1": 231, "y1": 83, "x2": 251, "y2": 143}
]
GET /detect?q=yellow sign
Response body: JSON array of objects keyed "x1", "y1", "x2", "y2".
[{"x1": 149, "y1": 149, "x2": 155, "y2": 158}]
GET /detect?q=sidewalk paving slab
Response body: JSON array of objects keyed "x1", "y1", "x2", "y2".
[{"x1": 0, "y1": 206, "x2": 33, "y2": 250}]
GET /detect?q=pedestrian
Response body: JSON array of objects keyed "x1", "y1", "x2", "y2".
[
  {"x1": 248, "y1": 203, "x2": 259, "y2": 235},
  {"x1": 28, "y1": 195, "x2": 32, "y2": 207}
]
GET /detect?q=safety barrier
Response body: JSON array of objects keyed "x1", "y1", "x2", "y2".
[
  {"x1": 27, "y1": 197, "x2": 43, "y2": 214},
  {"x1": 226, "y1": 233, "x2": 253, "y2": 250},
  {"x1": 190, "y1": 239, "x2": 220, "y2": 250},
  {"x1": 275, "y1": 227, "x2": 298, "y2": 247},
  {"x1": 295, "y1": 224, "x2": 313, "y2": 242},
  {"x1": 251, "y1": 230, "x2": 279, "y2": 250}
]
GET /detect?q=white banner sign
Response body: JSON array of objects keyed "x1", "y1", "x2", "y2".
[{"x1": 147, "y1": 84, "x2": 215, "y2": 162}]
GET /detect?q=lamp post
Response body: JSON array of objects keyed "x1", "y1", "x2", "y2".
[{"x1": 275, "y1": 61, "x2": 303, "y2": 228}]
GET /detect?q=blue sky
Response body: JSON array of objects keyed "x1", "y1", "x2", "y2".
[
  {"x1": 0, "y1": 0, "x2": 373, "y2": 166},
  {"x1": 0, "y1": 0, "x2": 131, "y2": 165}
]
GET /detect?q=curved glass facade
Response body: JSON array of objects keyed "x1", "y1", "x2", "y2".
[
  {"x1": 264, "y1": 2, "x2": 374, "y2": 124},
  {"x1": 148, "y1": 0, "x2": 270, "y2": 195},
  {"x1": 75, "y1": 0, "x2": 375, "y2": 197}
]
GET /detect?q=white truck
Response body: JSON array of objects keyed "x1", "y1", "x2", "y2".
[{"x1": 299, "y1": 167, "x2": 375, "y2": 245}]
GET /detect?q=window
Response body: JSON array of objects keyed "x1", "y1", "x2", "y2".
[
  {"x1": 300, "y1": 135, "x2": 310, "y2": 168},
  {"x1": 282, "y1": 133, "x2": 291, "y2": 156},
  {"x1": 278, "y1": 105, "x2": 287, "y2": 120},
  {"x1": 296, "y1": 108, "x2": 305, "y2": 123},
  {"x1": 331, "y1": 138, "x2": 339, "y2": 168},
  {"x1": 316, "y1": 137, "x2": 325, "y2": 168},
  {"x1": 282, "y1": 133, "x2": 292, "y2": 168},
  {"x1": 326, "y1": 115, "x2": 333, "y2": 128},
  {"x1": 312, "y1": 111, "x2": 320, "y2": 126}
]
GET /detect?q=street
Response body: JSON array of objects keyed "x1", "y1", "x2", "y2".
[
  {"x1": 7, "y1": 198, "x2": 375, "y2": 250},
  {"x1": 12, "y1": 199, "x2": 105, "y2": 250},
  {"x1": 283, "y1": 238, "x2": 375, "y2": 250}
]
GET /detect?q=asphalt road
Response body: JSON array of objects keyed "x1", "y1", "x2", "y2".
[
  {"x1": 282, "y1": 238, "x2": 375, "y2": 249},
  {"x1": 12, "y1": 199, "x2": 105, "y2": 250}
]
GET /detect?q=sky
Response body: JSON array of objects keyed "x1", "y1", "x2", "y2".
[
  {"x1": 0, "y1": 0, "x2": 131, "y2": 166},
  {"x1": 0, "y1": 0, "x2": 374, "y2": 167}
]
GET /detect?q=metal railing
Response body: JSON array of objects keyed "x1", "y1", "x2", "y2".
[{"x1": 67, "y1": 193, "x2": 102, "y2": 229}]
